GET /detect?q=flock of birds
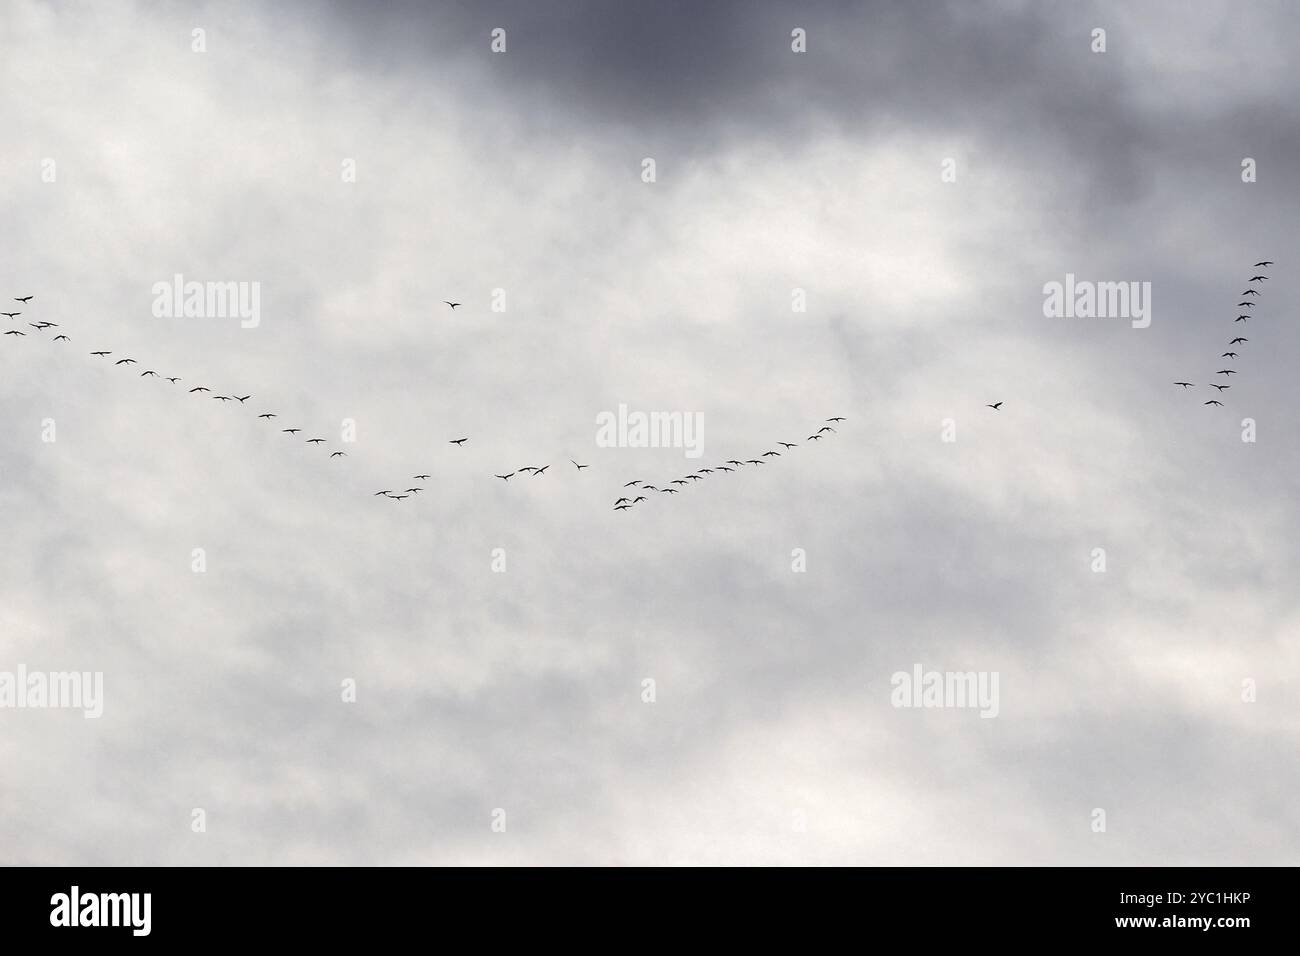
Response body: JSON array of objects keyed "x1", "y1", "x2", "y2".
[
  {"x1": 1173, "y1": 260, "x2": 1274, "y2": 406},
  {"x1": 605, "y1": 419, "x2": 847, "y2": 511},
  {"x1": 3, "y1": 296, "x2": 366, "y2": 461},
  {"x1": 6, "y1": 293, "x2": 854, "y2": 511}
]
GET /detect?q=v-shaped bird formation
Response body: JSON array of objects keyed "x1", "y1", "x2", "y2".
[{"x1": 1175, "y1": 260, "x2": 1275, "y2": 407}]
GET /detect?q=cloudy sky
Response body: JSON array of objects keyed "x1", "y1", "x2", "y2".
[{"x1": 1, "y1": 0, "x2": 1297, "y2": 865}]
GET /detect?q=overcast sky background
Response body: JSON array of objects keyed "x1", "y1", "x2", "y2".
[{"x1": 1, "y1": 0, "x2": 1297, "y2": 865}]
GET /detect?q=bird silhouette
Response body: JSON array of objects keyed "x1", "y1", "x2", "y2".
[
  {"x1": 495, "y1": 473, "x2": 513, "y2": 481},
  {"x1": 257, "y1": 413, "x2": 276, "y2": 419},
  {"x1": 747, "y1": 459, "x2": 764, "y2": 465},
  {"x1": 91, "y1": 351, "x2": 111, "y2": 356},
  {"x1": 1253, "y1": 261, "x2": 1274, "y2": 267},
  {"x1": 807, "y1": 435, "x2": 822, "y2": 440},
  {"x1": 213, "y1": 395, "x2": 232, "y2": 401},
  {"x1": 330, "y1": 451, "x2": 347, "y2": 457},
  {"x1": 662, "y1": 488, "x2": 678, "y2": 494},
  {"x1": 306, "y1": 437, "x2": 326, "y2": 443},
  {"x1": 52, "y1": 334, "x2": 70, "y2": 342},
  {"x1": 570, "y1": 460, "x2": 589, "y2": 470},
  {"x1": 762, "y1": 451, "x2": 780, "y2": 457},
  {"x1": 633, "y1": 496, "x2": 646, "y2": 503},
  {"x1": 1221, "y1": 353, "x2": 1237, "y2": 359},
  {"x1": 686, "y1": 474, "x2": 702, "y2": 481},
  {"x1": 717, "y1": 466, "x2": 734, "y2": 472},
  {"x1": 1173, "y1": 382, "x2": 1194, "y2": 388},
  {"x1": 778, "y1": 442, "x2": 797, "y2": 448},
  {"x1": 1242, "y1": 289, "x2": 1260, "y2": 296},
  {"x1": 614, "y1": 504, "x2": 631, "y2": 510},
  {"x1": 1210, "y1": 384, "x2": 1230, "y2": 391},
  {"x1": 115, "y1": 358, "x2": 136, "y2": 365},
  {"x1": 414, "y1": 475, "x2": 431, "y2": 480},
  {"x1": 141, "y1": 370, "x2": 158, "y2": 377},
  {"x1": 986, "y1": 403, "x2": 1002, "y2": 411},
  {"x1": 443, "y1": 301, "x2": 461, "y2": 310},
  {"x1": 826, "y1": 417, "x2": 846, "y2": 422},
  {"x1": 391, "y1": 494, "x2": 409, "y2": 500},
  {"x1": 1235, "y1": 315, "x2": 1249, "y2": 322},
  {"x1": 282, "y1": 428, "x2": 301, "y2": 434},
  {"x1": 818, "y1": 425, "x2": 837, "y2": 432},
  {"x1": 615, "y1": 498, "x2": 631, "y2": 505},
  {"x1": 641, "y1": 485, "x2": 659, "y2": 492},
  {"x1": 726, "y1": 460, "x2": 744, "y2": 466},
  {"x1": 1230, "y1": 337, "x2": 1248, "y2": 344},
  {"x1": 672, "y1": 479, "x2": 688, "y2": 486},
  {"x1": 449, "y1": 438, "x2": 468, "y2": 446},
  {"x1": 1204, "y1": 400, "x2": 1224, "y2": 406},
  {"x1": 14, "y1": 296, "x2": 33, "y2": 303},
  {"x1": 624, "y1": 480, "x2": 641, "y2": 487},
  {"x1": 404, "y1": 487, "x2": 422, "y2": 494},
  {"x1": 0, "y1": 312, "x2": 19, "y2": 319},
  {"x1": 374, "y1": 490, "x2": 393, "y2": 496},
  {"x1": 3, "y1": 330, "x2": 25, "y2": 336},
  {"x1": 166, "y1": 377, "x2": 180, "y2": 383},
  {"x1": 533, "y1": 465, "x2": 550, "y2": 476},
  {"x1": 1237, "y1": 302, "x2": 1255, "y2": 308},
  {"x1": 1217, "y1": 370, "x2": 1237, "y2": 376},
  {"x1": 1249, "y1": 276, "x2": 1269, "y2": 282}
]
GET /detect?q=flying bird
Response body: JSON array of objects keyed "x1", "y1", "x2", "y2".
[
  {"x1": 14, "y1": 296, "x2": 33, "y2": 303},
  {"x1": 807, "y1": 435, "x2": 822, "y2": 440},
  {"x1": 570, "y1": 460, "x2": 589, "y2": 470},
  {"x1": 1249, "y1": 276, "x2": 1269, "y2": 282},
  {"x1": 52, "y1": 335, "x2": 70, "y2": 342},
  {"x1": 306, "y1": 437, "x2": 326, "y2": 443},
  {"x1": 1221, "y1": 353, "x2": 1237, "y2": 359},
  {"x1": 391, "y1": 495, "x2": 409, "y2": 500},
  {"x1": 213, "y1": 395, "x2": 232, "y2": 401},
  {"x1": 1210, "y1": 384, "x2": 1230, "y2": 391},
  {"x1": 91, "y1": 351, "x2": 111, "y2": 356},
  {"x1": 826, "y1": 417, "x2": 846, "y2": 422},
  {"x1": 115, "y1": 358, "x2": 136, "y2": 365},
  {"x1": 495, "y1": 473, "x2": 513, "y2": 481},
  {"x1": 641, "y1": 485, "x2": 659, "y2": 492},
  {"x1": 1173, "y1": 382, "x2": 1194, "y2": 388},
  {"x1": 234, "y1": 395, "x2": 251, "y2": 403},
  {"x1": 414, "y1": 475, "x2": 431, "y2": 480},
  {"x1": 0, "y1": 312, "x2": 19, "y2": 319},
  {"x1": 1242, "y1": 289, "x2": 1260, "y2": 296},
  {"x1": 1253, "y1": 261, "x2": 1274, "y2": 267},
  {"x1": 449, "y1": 438, "x2": 468, "y2": 446},
  {"x1": 662, "y1": 488, "x2": 679, "y2": 494},
  {"x1": 374, "y1": 491, "x2": 393, "y2": 497},
  {"x1": 672, "y1": 480, "x2": 688, "y2": 486},
  {"x1": 257, "y1": 413, "x2": 276, "y2": 419},
  {"x1": 686, "y1": 474, "x2": 702, "y2": 481},
  {"x1": 615, "y1": 498, "x2": 631, "y2": 505},
  {"x1": 140, "y1": 370, "x2": 158, "y2": 377},
  {"x1": 1237, "y1": 302, "x2": 1255, "y2": 308},
  {"x1": 624, "y1": 480, "x2": 641, "y2": 487},
  {"x1": 3, "y1": 330, "x2": 25, "y2": 336},
  {"x1": 443, "y1": 301, "x2": 461, "y2": 310},
  {"x1": 404, "y1": 487, "x2": 422, "y2": 494},
  {"x1": 633, "y1": 497, "x2": 646, "y2": 503},
  {"x1": 985, "y1": 403, "x2": 1002, "y2": 411},
  {"x1": 1235, "y1": 315, "x2": 1249, "y2": 322},
  {"x1": 717, "y1": 466, "x2": 734, "y2": 472},
  {"x1": 614, "y1": 504, "x2": 631, "y2": 510},
  {"x1": 282, "y1": 428, "x2": 301, "y2": 434},
  {"x1": 330, "y1": 451, "x2": 347, "y2": 457},
  {"x1": 818, "y1": 425, "x2": 837, "y2": 432},
  {"x1": 747, "y1": 459, "x2": 764, "y2": 465},
  {"x1": 189, "y1": 386, "x2": 210, "y2": 392},
  {"x1": 1204, "y1": 400, "x2": 1224, "y2": 406},
  {"x1": 166, "y1": 377, "x2": 180, "y2": 383},
  {"x1": 1217, "y1": 370, "x2": 1237, "y2": 376},
  {"x1": 779, "y1": 442, "x2": 797, "y2": 448},
  {"x1": 1230, "y1": 337, "x2": 1248, "y2": 344},
  {"x1": 762, "y1": 451, "x2": 780, "y2": 457},
  {"x1": 726, "y1": 460, "x2": 744, "y2": 466},
  {"x1": 533, "y1": 465, "x2": 550, "y2": 475}
]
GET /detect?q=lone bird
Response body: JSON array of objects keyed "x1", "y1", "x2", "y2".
[
  {"x1": 1217, "y1": 370, "x2": 1237, "y2": 376},
  {"x1": 414, "y1": 475, "x2": 431, "y2": 480},
  {"x1": 443, "y1": 301, "x2": 462, "y2": 310},
  {"x1": 14, "y1": 296, "x2": 33, "y2": 303},
  {"x1": 258, "y1": 413, "x2": 276, "y2": 419},
  {"x1": 1173, "y1": 382, "x2": 1194, "y2": 388},
  {"x1": 1221, "y1": 353, "x2": 1237, "y2": 359},
  {"x1": 986, "y1": 403, "x2": 1002, "y2": 411},
  {"x1": 1204, "y1": 400, "x2": 1224, "y2": 406},
  {"x1": 1253, "y1": 261, "x2": 1274, "y2": 267},
  {"x1": 166, "y1": 377, "x2": 180, "y2": 383},
  {"x1": 826, "y1": 417, "x2": 846, "y2": 422},
  {"x1": 282, "y1": 428, "x2": 301, "y2": 434},
  {"x1": 91, "y1": 351, "x2": 111, "y2": 356},
  {"x1": 449, "y1": 438, "x2": 468, "y2": 446},
  {"x1": 1230, "y1": 337, "x2": 1248, "y2": 344},
  {"x1": 330, "y1": 451, "x2": 347, "y2": 457},
  {"x1": 570, "y1": 460, "x2": 589, "y2": 470}
]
